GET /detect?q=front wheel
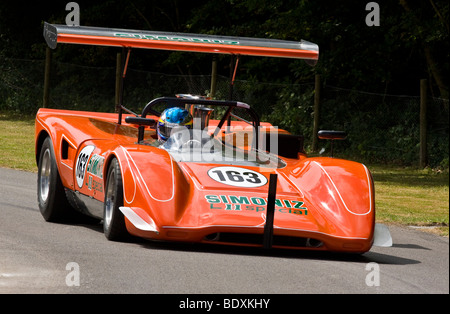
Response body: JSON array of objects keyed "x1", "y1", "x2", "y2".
[{"x1": 103, "y1": 158, "x2": 129, "y2": 241}]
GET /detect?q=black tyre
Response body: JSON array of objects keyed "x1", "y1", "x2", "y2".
[
  {"x1": 37, "y1": 137, "x2": 72, "y2": 222},
  {"x1": 103, "y1": 158, "x2": 128, "y2": 241}
]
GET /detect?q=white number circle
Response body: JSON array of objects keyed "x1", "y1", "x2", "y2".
[
  {"x1": 207, "y1": 166, "x2": 268, "y2": 188},
  {"x1": 75, "y1": 145, "x2": 95, "y2": 188}
]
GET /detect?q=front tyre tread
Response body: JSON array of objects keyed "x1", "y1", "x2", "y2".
[{"x1": 103, "y1": 158, "x2": 129, "y2": 241}]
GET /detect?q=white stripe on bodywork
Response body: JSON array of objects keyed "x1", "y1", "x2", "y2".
[
  {"x1": 312, "y1": 161, "x2": 372, "y2": 216},
  {"x1": 121, "y1": 146, "x2": 175, "y2": 202},
  {"x1": 115, "y1": 147, "x2": 136, "y2": 204}
]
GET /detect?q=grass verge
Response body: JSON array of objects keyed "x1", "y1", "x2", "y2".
[
  {"x1": 0, "y1": 113, "x2": 448, "y2": 236},
  {"x1": 0, "y1": 114, "x2": 36, "y2": 172},
  {"x1": 370, "y1": 165, "x2": 449, "y2": 236}
]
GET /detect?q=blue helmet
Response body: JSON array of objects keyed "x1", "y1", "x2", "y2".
[{"x1": 157, "y1": 107, "x2": 193, "y2": 141}]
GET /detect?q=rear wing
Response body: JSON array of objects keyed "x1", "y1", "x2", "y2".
[{"x1": 43, "y1": 22, "x2": 318, "y2": 61}]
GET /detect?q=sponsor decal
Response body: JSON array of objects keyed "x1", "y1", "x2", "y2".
[
  {"x1": 114, "y1": 33, "x2": 240, "y2": 45},
  {"x1": 75, "y1": 145, "x2": 95, "y2": 188},
  {"x1": 87, "y1": 176, "x2": 103, "y2": 193},
  {"x1": 205, "y1": 194, "x2": 308, "y2": 215},
  {"x1": 86, "y1": 154, "x2": 104, "y2": 178},
  {"x1": 208, "y1": 166, "x2": 268, "y2": 188}
]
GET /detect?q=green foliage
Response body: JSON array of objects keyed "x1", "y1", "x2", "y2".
[
  {"x1": 0, "y1": 1, "x2": 448, "y2": 167},
  {"x1": 0, "y1": 57, "x2": 44, "y2": 114},
  {"x1": 266, "y1": 87, "x2": 315, "y2": 138}
]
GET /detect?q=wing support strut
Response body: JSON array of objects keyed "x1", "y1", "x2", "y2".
[{"x1": 117, "y1": 47, "x2": 132, "y2": 125}]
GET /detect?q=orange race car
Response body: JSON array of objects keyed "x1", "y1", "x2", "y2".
[{"x1": 35, "y1": 23, "x2": 392, "y2": 253}]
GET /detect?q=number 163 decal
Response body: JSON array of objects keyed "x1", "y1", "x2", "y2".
[{"x1": 208, "y1": 166, "x2": 268, "y2": 187}]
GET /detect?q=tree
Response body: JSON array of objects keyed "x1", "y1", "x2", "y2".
[{"x1": 399, "y1": 0, "x2": 449, "y2": 99}]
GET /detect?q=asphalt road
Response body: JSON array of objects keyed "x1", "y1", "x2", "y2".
[{"x1": 0, "y1": 167, "x2": 448, "y2": 294}]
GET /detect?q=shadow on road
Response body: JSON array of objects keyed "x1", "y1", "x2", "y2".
[{"x1": 67, "y1": 220, "x2": 421, "y2": 266}]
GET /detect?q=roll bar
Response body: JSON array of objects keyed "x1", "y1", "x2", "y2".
[{"x1": 124, "y1": 97, "x2": 260, "y2": 149}]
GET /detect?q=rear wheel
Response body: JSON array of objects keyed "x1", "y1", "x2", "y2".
[
  {"x1": 37, "y1": 137, "x2": 72, "y2": 222},
  {"x1": 103, "y1": 158, "x2": 129, "y2": 241}
]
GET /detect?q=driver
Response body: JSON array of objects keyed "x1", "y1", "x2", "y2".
[{"x1": 157, "y1": 107, "x2": 193, "y2": 143}]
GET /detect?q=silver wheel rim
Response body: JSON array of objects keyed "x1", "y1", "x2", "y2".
[
  {"x1": 104, "y1": 170, "x2": 116, "y2": 227},
  {"x1": 39, "y1": 148, "x2": 51, "y2": 202}
]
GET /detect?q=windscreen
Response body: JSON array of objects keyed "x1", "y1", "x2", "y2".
[{"x1": 158, "y1": 128, "x2": 286, "y2": 169}]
